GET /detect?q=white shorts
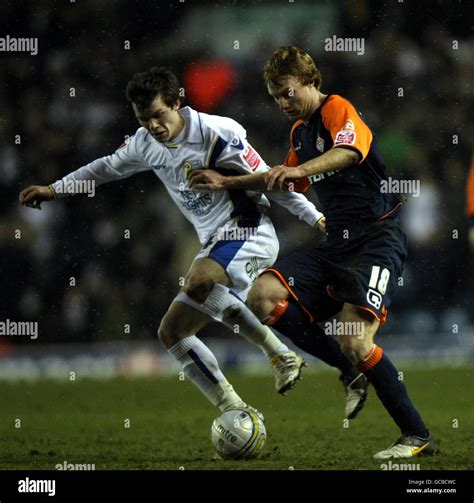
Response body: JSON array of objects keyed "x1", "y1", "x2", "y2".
[{"x1": 194, "y1": 214, "x2": 279, "y2": 300}]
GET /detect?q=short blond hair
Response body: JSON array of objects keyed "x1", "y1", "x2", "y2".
[{"x1": 263, "y1": 46, "x2": 322, "y2": 89}]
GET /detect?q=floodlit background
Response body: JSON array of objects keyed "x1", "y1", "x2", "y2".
[{"x1": 1, "y1": 0, "x2": 473, "y2": 380}]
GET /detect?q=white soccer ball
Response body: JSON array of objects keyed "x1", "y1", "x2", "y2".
[{"x1": 211, "y1": 408, "x2": 266, "y2": 460}]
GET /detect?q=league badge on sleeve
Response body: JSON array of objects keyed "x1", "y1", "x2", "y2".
[
  {"x1": 243, "y1": 145, "x2": 261, "y2": 171},
  {"x1": 335, "y1": 129, "x2": 356, "y2": 146}
]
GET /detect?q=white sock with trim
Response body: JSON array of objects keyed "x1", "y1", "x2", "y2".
[
  {"x1": 175, "y1": 284, "x2": 288, "y2": 358},
  {"x1": 168, "y1": 335, "x2": 243, "y2": 411}
]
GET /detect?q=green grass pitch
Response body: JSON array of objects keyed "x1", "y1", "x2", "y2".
[{"x1": 0, "y1": 366, "x2": 472, "y2": 470}]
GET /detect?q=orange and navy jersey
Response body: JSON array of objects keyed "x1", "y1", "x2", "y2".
[{"x1": 285, "y1": 94, "x2": 402, "y2": 229}]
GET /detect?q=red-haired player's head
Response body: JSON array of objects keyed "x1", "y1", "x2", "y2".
[{"x1": 263, "y1": 46, "x2": 325, "y2": 124}]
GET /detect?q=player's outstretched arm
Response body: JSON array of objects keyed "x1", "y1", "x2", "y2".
[
  {"x1": 189, "y1": 169, "x2": 267, "y2": 191},
  {"x1": 19, "y1": 185, "x2": 55, "y2": 210}
]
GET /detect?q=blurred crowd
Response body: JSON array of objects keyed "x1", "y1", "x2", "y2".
[{"x1": 1, "y1": 0, "x2": 472, "y2": 344}]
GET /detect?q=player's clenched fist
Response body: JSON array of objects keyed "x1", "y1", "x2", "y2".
[{"x1": 19, "y1": 185, "x2": 55, "y2": 210}]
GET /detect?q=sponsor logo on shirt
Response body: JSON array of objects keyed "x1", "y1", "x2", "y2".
[
  {"x1": 180, "y1": 190, "x2": 213, "y2": 216},
  {"x1": 308, "y1": 170, "x2": 337, "y2": 184},
  {"x1": 243, "y1": 145, "x2": 261, "y2": 171},
  {"x1": 334, "y1": 130, "x2": 356, "y2": 146}
]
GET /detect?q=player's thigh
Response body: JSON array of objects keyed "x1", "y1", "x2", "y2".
[
  {"x1": 183, "y1": 257, "x2": 231, "y2": 302},
  {"x1": 337, "y1": 302, "x2": 380, "y2": 362},
  {"x1": 195, "y1": 215, "x2": 279, "y2": 301},
  {"x1": 158, "y1": 299, "x2": 213, "y2": 348},
  {"x1": 247, "y1": 272, "x2": 289, "y2": 320}
]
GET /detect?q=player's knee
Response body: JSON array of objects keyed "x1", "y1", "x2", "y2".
[
  {"x1": 157, "y1": 317, "x2": 179, "y2": 349},
  {"x1": 184, "y1": 273, "x2": 215, "y2": 303},
  {"x1": 247, "y1": 284, "x2": 278, "y2": 321}
]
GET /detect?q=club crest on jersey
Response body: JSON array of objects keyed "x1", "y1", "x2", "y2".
[
  {"x1": 182, "y1": 161, "x2": 193, "y2": 179},
  {"x1": 243, "y1": 145, "x2": 261, "y2": 171},
  {"x1": 316, "y1": 136, "x2": 325, "y2": 153},
  {"x1": 335, "y1": 129, "x2": 356, "y2": 146}
]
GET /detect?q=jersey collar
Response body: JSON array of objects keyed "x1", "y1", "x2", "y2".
[{"x1": 178, "y1": 106, "x2": 205, "y2": 144}]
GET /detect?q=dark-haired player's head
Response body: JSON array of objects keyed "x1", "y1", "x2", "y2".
[
  {"x1": 126, "y1": 66, "x2": 184, "y2": 143},
  {"x1": 263, "y1": 47, "x2": 323, "y2": 122}
]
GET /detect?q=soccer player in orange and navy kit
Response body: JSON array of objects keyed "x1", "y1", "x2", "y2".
[{"x1": 191, "y1": 46, "x2": 437, "y2": 459}]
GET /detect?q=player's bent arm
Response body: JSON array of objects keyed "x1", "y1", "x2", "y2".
[
  {"x1": 297, "y1": 147, "x2": 360, "y2": 177},
  {"x1": 266, "y1": 148, "x2": 360, "y2": 191}
]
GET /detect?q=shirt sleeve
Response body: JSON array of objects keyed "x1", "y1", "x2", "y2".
[
  {"x1": 211, "y1": 132, "x2": 322, "y2": 226},
  {"x1": 51, "y1": 132, "x2": 150, "y2": 198},
  {"x1": 321, "y1": 95, "x2": 373, "y2": 163},
  {"x1": 210, "y1": 134, "x2": 270, "y2": 175},
  {"x1": 266, "y1": 190, "x2": 324, "y2": 227}
]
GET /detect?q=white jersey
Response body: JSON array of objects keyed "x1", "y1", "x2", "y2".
[{"x1": 51, "y1": 106, "x2": 323, "y2": 245}]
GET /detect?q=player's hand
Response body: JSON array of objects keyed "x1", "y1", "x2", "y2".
[
  {"x1": 188, "y1": 170, "x2": 226, "y2": 191},
  {"x1": 266, "y1": 165, "x2": 304, "y2": 191},
  {"x1": 19, "y1": 185, "x2": 55, "y2": 210},
  {"x1": 316, "y1": 216, "x2": 326, "y2": 232}
]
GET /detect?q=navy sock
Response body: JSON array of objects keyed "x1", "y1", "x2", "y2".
[
  {"x1": 272, "y1": 301, "x2": 355, "y2": 375},
  {"x1": 362, "y1": 352, "x2": 429, "y2": 437}
]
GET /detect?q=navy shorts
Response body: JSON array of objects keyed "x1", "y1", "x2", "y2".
[{"x1": 264, "y1": 219, "x2": 408, "y2": 325}]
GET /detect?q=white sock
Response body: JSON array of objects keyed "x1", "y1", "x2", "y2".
[
  {"x1": 175, "y1": 284, "x2": 289, "y2": 358},
  {"x1": 168, "y1": 335, "x2": 243, "y2": 411}
]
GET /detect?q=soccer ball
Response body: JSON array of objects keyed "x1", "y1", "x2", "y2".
[{"x1": 211, "y1": 408, "x2": 266, "y2": 460}]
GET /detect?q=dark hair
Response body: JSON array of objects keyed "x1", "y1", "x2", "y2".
[
  {"x1": 263, "y1": 46, "x2": 322, "y2": 89},
  {"x1": 125, "y1": 66, "x2": 181, "y2": 110}
]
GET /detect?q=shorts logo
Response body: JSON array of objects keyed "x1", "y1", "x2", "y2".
[
  {"x1": 335, "y1": 130, "x2": 356, "y2": 146},
  {"x1": 243, "y1": 146, "x2": 261, "y2": 171},
  {"x1": 367, "y1": 288, "x2": 382, "y2": 309},
  {"x1": 245, "y1": 257, "x2": 259, "y2": 282}
]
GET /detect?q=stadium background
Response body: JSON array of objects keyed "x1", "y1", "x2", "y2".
[{"x1": 1, "y1": 1, "x2": 473, "y2": 405}]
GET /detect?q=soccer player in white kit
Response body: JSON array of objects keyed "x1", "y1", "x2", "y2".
[{"x1": 19, "y1": 66, "x2": 325, "y2": 418}]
